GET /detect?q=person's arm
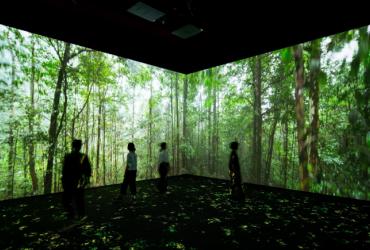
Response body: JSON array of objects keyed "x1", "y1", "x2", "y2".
[
  {"x1": 229, "y1": 153, "x2": 236, "y2": 172},
  {"x1": 85, "y1": 156, "x2": 92, "y2": 185},
  {"x1": 62, "y1": 155, "x2": 67, "y2": 183},
  {"x1": 85, "y1": 156, "x2": 92, "y2": 177},
  {"x1": 133, "y1": 153, "x2": 137, "y2": 170},
  {"x1": 81, "y1": 154, "x2": 92, "y2": 187}
]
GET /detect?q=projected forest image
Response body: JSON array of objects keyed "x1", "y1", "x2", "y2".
[{"x1": 0, "y1": 24, "x2": 369, "y2": 201}]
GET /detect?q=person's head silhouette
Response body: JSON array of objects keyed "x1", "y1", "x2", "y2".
[
  {"x1": 160, "y1": 142, "x2": 167, "y2": 151},
  {"x1": 230, "y1": 141, "x2": 239, "y2": 150},
  {"x1": 72, "y1": 139, "x2": 82, "y2": 152},
  {"x1": 128, "y1": 142, "x2": 136, "y2": 152}
]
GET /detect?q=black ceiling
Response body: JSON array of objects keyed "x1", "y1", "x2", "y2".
[{"x1": 1, "y1": 0, "x2": 369, "y2": 74}]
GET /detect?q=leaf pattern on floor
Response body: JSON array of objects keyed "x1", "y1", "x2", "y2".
[{"x1": 0, "y1": 175, "x2": 369, "y2": 249}]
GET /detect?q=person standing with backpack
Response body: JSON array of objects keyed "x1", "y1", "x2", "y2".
[{"x1": 62, "y1": 139, "x2": 92, "y2": 220}]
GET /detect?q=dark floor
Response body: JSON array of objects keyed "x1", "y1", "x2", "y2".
[{"x1": 0, "y1": 175, "x2": 369, "y2": 249}]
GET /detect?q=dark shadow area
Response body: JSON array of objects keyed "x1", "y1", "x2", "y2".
[{"x1": 0, "y1": 175, "x2": 369, "y2": 249}]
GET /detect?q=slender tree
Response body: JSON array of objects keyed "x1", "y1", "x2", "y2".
[
  {"x1": 293, "y1": 45, "x2": 309, "y2": 191},
  {"x1": 175, "y1": 73, "x2": 180, "y2": 174},
  {"x1": 252, "y1": 55, "x2": 263, "y2": 184},
  {"x1": 44, "y1": 42, "x2": 71, "y2": 194},
  {"x1": 27, "y1": 36, "x2": 39, "y2": 194},
  {"x1": 182, "y1": 75, "x2": 188, "y2": 172},
  {"x1": 308, "y1": 39, "x2": 321, "y2": 180}
]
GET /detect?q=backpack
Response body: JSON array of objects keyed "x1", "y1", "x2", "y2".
[{"x1": 62, "y1": 152, "x2": 89, "y2": 188}]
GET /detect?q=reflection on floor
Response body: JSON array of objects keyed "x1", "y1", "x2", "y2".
[{"x1": 0, "y1": 175, "x2": 369, "y2": 249}]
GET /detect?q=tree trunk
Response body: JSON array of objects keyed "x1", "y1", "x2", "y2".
[
  {"x1": 85, "y1": 102, "x2": 89, "y2": 153},
  {"x1": 96, "y1": 92, "x2": 102, "y2": 184},
  {"x1": 53, "y1": 155, "x2": 58, "y2": 192},
  {"x1": 10, "y1": 134, "x2": 18, "y2": 198},
  {"x1": 54, "y1": 72, "x2": 68, "y2": 192},
  {"x1": 170, "y1": 76, "x2": 175, "y2": 175},
  {"x1": 290, "y1": 125, "x2": 296, "y2": 188},
  {"x1": 208, "y1": 89, "x2": 212, "y2": 174},
  {"x1": 252, "y1": 107, "x2": 257, "y2": 181},
  {"x1": 110, "y1": 130, "x2": 114, "y2": 183},
  {"x1": 7, "y1": 126, "x2": 15, "y2": 199},
  {"x1": 265, "y1": 113, "x2": 279, "y2": 183},
  {"x1": 252, "y1": 56, "x2": 263, "y2": 184},
  {"x1": 283, "y1": 118, "x2": 289, "y2": 188},
  {"x1": 7, "y1": 51, "x2": 17, "y2": 199},
  {"x1": 102, "y1": 104, "x2": 106, "y2": 185},
  {"x1": 207, "y1": 69, "x2": 213, "y2": 175},
  {"x1": 109, "y1": 114, "x2": 114, "y2": 183},
  {"x1": 212, "y1": 75, "x2": 217, "y2": 176},
  {"x1": 23, "y1": 138, "x2": 27, "y2": 195},
  {"x1": 215, "y1": 85, "x2": 220, "y2": 177},
  {"x1": 182, "y1": 75, "x2": 188, "y2": 172},
  {"x1": 114, "y1": 114, "x2": 118, "y2": 183},
  {"x1": 175, "y1": 73, "x2": 180, "y2": 174},
  {"x1": 309, "y1": 40, "x2": 321, "y2": 180},
  {"x1": 90, "y1": 93, "x2": 95, "y2": 166},
  {"x1": 44, "y1": 43, "x2": 71, "y2": 194},
  {"x1": 71, "y1": 108, "x2": 76, "y2": 140},
  {"x1": 197, "y1": 89, "x2": 202, "y2": 174},
  {"x1": 148, "y1": 81, "x2": 153, "y2": 178},
  {"x1": 131, "y1": 85, "x2": 135, "y2": 140},
  {"x1": 28, "y1": 37, "x2": 38, "y2": 193},
  {"x1": 293, "y1": 45, "x2": 309, "y2": 191}
]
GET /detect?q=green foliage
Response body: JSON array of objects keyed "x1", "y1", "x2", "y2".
[
  {"x1": 0, "y1": 23, "x2": 369, "y2": 201},
  {"x1": 358, "y1": 27, "x2": 369, "y2": 67},
  {"x1": 350, "y1": 53, "x2": 361, "y2": 78},
  {"x1": 318, "y1": 70, "x2": 328, "y2": 86},
  {"x1": 179, "y1": 142, "x2": 195, "y2": 160},
  {"x1": 326, "y1": 29, "x2": 354, "y2": 52},
  {"x1": 280, "y1": 48, "x2": 293, "y2": 63}
]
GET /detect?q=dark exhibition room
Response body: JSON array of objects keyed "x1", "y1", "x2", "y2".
[{"x1": 0, "y1": 0, "x2": 369, "y2": 249}]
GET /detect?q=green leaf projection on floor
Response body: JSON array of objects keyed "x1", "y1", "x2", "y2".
[{"x1": 0, "y1": 175, "x2": 369, "y2": 249}]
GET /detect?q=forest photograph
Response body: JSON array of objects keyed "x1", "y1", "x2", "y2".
[{"x1": 0, "y1": 24, "x2": 369, "y2": 201}]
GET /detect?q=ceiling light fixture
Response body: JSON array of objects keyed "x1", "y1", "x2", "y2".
[
  {"x1": 127, "y1": 2, "x2": 165, "y2": 22},
  {"x1": 172, "y1": 24, "x2": 203, "y2": 39}
]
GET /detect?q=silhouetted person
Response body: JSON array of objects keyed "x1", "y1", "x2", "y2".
[
  {"x1": 120, "y1": 142, "x2": 137, "y2": 199},
  {"x1": 157, "y1": 142, "x2": 170, "y2": 193},
  {"x1": 229, "y1": 141, "x2": 245, "y2": 201},
  {"x1": 62, "y1": 139, "x2": 92, "y2": 219}
]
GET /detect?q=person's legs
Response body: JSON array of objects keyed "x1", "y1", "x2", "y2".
[
  {"x1": 158, "y1": 164, "x2": 168, "y2": 193},
  {"x1": 158, "y1": 165, "x2": 165, "y2": 192},
  {"x1": 120, "y1": 172, "x2": 129, "y2": 195},
  {"x1": 62, "y1": 187, "x2": 75, "y2": 219},
  {"x1": 76, "y1": 188, "x2": 85, "y2": 217},
  {"x1": 163, "y1": 164, "x2": 169, "y2": 191},
  {"x1": 163, "y1": 176, "x2": 168, "y2": 191},
  {"x1": 129, "y1": 171, "x2": 137, "y2": 195},
  {"x1": 231, "y1": 178, "x2": 244, "y2": 201},
  {"x1": 157, "y1": 174, "x2": 161, "y2": 192},
  {"x1": 235, "y1": 171, "x2": 244, "y2": 200}
]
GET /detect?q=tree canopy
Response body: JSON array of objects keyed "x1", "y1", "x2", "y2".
[{"x1": 0, "y1": 24, "x2": 369, "y2": 200}]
